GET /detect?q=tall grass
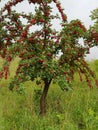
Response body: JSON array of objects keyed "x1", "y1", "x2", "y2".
[{"x1": 0, "y1": 58, "x2": 98, "y2": 130}]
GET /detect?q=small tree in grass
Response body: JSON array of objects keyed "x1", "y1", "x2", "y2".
[{"x1": 0, "y1": 0, "x2": 98, "y2": 115}]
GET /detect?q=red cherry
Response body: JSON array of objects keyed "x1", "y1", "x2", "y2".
[
  {"x1": 22, "y1": 31, "x2": 27, "y2": 37},
  {"x1": 47, "y1": 53, "x2": 51, "y2": 56},
  {"x1": 30, "y1": 19, "x2": 36, "y2": 24},
  {"x1": 39, "y1": 59, "x2": 44, "y2": 63},
  {"x1": 7, "y1": 56, "x2": 11, "y2": 62}
]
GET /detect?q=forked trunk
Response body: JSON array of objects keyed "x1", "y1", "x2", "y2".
[{"x1": 40, "y1": 79, "x2": 51, "y2": 116}]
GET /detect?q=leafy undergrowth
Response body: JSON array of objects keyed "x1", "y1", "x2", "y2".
[{"x1": 0, "y1": 58, "x2": 98, "y2": 130}]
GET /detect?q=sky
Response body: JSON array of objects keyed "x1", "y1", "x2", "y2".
[{"x1": 0, "y1": 0, "x2": 98, "y2": 60}]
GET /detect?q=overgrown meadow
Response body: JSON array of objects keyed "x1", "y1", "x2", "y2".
[{"x1": 0, "y1": 57, "x2": 98, "y2": 130}]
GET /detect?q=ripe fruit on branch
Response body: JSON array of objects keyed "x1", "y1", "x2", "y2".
[
  {"x1": 66, "y1": 77, "x2": 70, "y2": 83},
  {"x1": 39, "y1": 59, "x2": 45, "y2": 63},
  {"x1": 46, "y1": 53, "x2": 51, "y2": 57},
  {"x1": 43, "y1": 63, "x2": 47, "y2": 69},
  {"x1": 21, "y1": 31, "x2": 27, "y2": 37},
  {"x1": 66, "y1": 48, "x2": 70, "y2": 52},
  {"x1": 63, "y1": 71, "x2": 68, "y2": 75},
  {"x1": 30, "y1": 19, "x2": 36, "y2": 24},
  {"x1": 61, "y1": 13, "x2": 67, "y2": 21},
  {"x1": 7, "y1": 56, "x2": 12, "y2": 62}
]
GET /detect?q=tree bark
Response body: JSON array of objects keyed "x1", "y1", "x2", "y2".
[{"x1": 40, "y1": 78, "x2": 51, "y2": 116}]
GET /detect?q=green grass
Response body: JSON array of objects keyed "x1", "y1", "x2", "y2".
[{"x1": 0, "y1": 58, "x2": 98, "y2": 130}]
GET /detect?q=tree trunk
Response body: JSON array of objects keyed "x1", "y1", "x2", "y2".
[{"x1": 40, "y1": 79, "x2": 51, "y2": 116}]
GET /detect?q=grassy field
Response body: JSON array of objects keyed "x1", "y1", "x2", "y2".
[{"x1": 0, "y1": 58, "x2": 98, "y2": 130}]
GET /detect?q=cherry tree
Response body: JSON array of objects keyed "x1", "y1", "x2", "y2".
[{"x1": 0, "y1": 0, "x2": 97, "y2": 115}]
